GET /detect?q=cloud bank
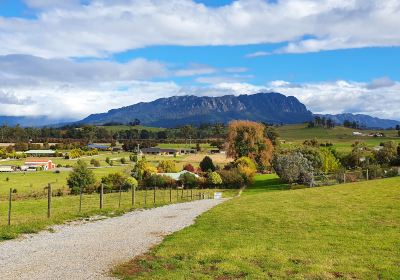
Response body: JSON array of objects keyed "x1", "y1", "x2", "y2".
[{"x1": 0, "y1": 0, "x2": 399, "y2": 58}]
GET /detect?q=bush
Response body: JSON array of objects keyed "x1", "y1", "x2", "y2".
[
  {"x1": 207, "y1": 171, "x2": 223, "y2": 186},
  {"x1": 179, "y1": 172, "x2": 198, "y2": 188},
  {"x1": 272, "y1": 151, "x2": 314, "y2": 185},
  {"x1": 385, "y1": 168, "x2": 399, "y2": 178},
  {"x1": 217, "y1": 169, "x2": 245, "y2": 189},
  {"x1": 67, "y1": 160, "x2": 96, "y2": 194},
  {"x1": 199, "y1": 156, "x2": 215, "y2": 172},
  {"x1": 120, "y1": 157, "x2": 127, "y2": 164},
  {"x1": 142, "y1": 174, "x2": 171, "y2": 189},
  {"x1": 101, "y1": 172, "x2": 129, "y2": 193},
  {"x1": 157, "y1": 160, "x2": 178, "y2": 173},
  {"x1": 235, "y1": 156, "x2": 257, "y2": 183}
]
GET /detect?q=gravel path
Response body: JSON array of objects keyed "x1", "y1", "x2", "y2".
[{"x1": 0, "y1": 199, "x2": 226, "y2": 280}]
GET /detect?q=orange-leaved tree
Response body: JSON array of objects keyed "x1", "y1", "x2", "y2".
[{"x1": 226, "y1": 120, "x2": 274, "y2": 170}]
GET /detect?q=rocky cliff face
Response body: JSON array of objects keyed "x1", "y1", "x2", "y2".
[{"x1": 80, "y1": 92, "x2": 313, "y2": 127}]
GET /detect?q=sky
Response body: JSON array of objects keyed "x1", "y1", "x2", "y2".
[{"x1": 0, "y1": 0, "x2": 399, "y2": 121}]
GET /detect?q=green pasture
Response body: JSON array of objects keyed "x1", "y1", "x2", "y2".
[
  {"x1": 115, "y1": 174, "x2": 400, "y2": 279},
  {"x1": 277, "y1": 124, "x2": 400, "y2": 153}
]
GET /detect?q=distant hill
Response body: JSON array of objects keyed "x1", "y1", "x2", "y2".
[
  {"x1": 0, "y1": 116, "x2": 73, "y2": 127},
  {"x1": 79, "y1": 92, "x2": 314, "y2": 127},
  {"x1": 317, "y1": 113, "x2": 400, "y2": 129}
]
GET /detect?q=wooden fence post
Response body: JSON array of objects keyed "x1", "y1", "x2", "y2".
[
  {"x1": 79, "y1": 186, "x2": 83, "y2": 213},
  {"x1": 8, "y1": 188, "x2": 12, "y2": 226},
  {"x1": 132, "y1": 185, "x2": 136, "y2": 208},
  {"x1": 118, "y1": 185, "x2": 122, "y2": 208},
  {"x1": 153, "y1": 187, "x2": 156, "y2": 206},
  {"x1": 47, "y1": 183, "x2": 52, "y2": 218},
  {"x1": 169, "y1": 187, "x2": 172, "y2": 203},
  {"x1": 366, "y1": 169, "x2": 369, "y2": 180},
  {"x1": 343, "y1": 172, "x2": 346, "y2": 184},
  {"x1": 176, "y1": 186, "x2": 179, "y2": 201},
  {"x1": 191, "y1": 189, "x2": 193, "y2": 200},
  {"x1": 145, "y1": 187, "x2": 148, "y2": 205},
  {"x1": 100, "y1": 183, "x2": 104, "y2": 210}
]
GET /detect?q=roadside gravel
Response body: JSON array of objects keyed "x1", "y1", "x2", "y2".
[{"x1": 0, "y1": 198, "x2": 226, "y2": 280}]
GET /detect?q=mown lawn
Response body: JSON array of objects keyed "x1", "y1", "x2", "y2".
[{"x1": 114, "y1": 174, "x2": 400, "y2": 279}]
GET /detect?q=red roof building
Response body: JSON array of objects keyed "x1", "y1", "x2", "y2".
[{"x1": 24, "y1": 158, "x2": 56, "y2": 170}]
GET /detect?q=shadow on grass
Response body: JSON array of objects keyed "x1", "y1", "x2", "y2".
[{"x1": 245, "y1": 174, "x2": 290, "y2": 194}]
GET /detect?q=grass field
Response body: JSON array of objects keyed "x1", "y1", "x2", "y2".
[
  {"x1": 0, "y1": 165, "x2": 133, "y2": 196},
  {"x1": 277, "y1": 124, "x2": 400, "y2": 153},
  {"x1": 115, "y1": 174, "x2": 400, "y2": 279},
  {"x1": 0, "y1": 187, "x2": 238, "y2": 240}
]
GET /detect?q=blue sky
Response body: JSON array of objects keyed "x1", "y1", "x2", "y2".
[{"x1": 0, "y1": 0, "x2": 399, "y2": 120}]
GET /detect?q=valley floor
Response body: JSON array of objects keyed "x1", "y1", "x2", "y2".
[{"x1": 114, "y1": 175, "x2": 400, "y2": 279}]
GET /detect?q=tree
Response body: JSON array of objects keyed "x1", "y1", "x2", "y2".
[
  {"x1": 199, "y1": 156, "x2": 215, "y2": 172},
  {"x1": 272, "y1": 152, "x2": 314, "y2": 184},
  {"x1": 132, "y1": 157, "x2": 157, "y2": 180},
  {"x1": 320, "y1": 148, "x2": 341, "y2": 173},
  {"x1": 67, "y1": 160, "x2": 96, "y2": 194},
  {"x1": 226, "y1": 120, "x2": 274, "y2": 170},
  {"x1": 125, "y1": 177, "x2": 138, "y2": 190},
  {"x1": 207, "y1": 172, "x2": 223, "y2": 186},
  {"x1": 183, "y1": 163, "x2": 195, "y2": 172},
  {"x1": 375, "y1": 141, "x2": 397, "y2": 165},
  {"x1": 157, "y1": 160, "x2": 178, "y2": 173},
  {"x1": 179, "y1": 172, "x2": 197, "y2": 188},
  {"x1": 234, "y1": 156, "x2": 257, "y2": 183},
  {"x1": 101, "y1": 172, "x2": 128, "y2": 192},
  {"x1": 263, "y1": 124, "x2": 280, "y2": 145}
]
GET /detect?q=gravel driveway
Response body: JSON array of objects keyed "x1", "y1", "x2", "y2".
[{"x1": 0, "y1": 199, "x2": 225, "y2": 280}]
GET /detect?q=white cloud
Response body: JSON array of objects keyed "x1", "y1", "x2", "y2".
[
  {"x1": 0, "y1": 0, "x2": 398, "y2": 58},
  {"x1": 0, "y1": 55, "x2": 167, "y2": 85},
  {"x1": 245, "y1": 51, "x2": 270, "y2": 58},
  {"x1": 267, "y1": 79, "x2": 400, "y2": 120}
]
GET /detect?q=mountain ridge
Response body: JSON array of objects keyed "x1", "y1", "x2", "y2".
[{"x1": 79, "y1": 92, "x2": 314, "y2": 127}]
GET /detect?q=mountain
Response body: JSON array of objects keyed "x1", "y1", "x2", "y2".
[
  {"x1": 79, "y1": 92, "x2": 314, "y2": 127},
  {"x1": 317, "y1": 113, "x2": 400, "y2": 129},
  {"x1": 0, "y1": 116, "x2": 74, "y2": 127}
]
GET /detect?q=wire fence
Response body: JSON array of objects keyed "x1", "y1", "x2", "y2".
[
  {"x1": 311, "y1": 167, "x2": 400, "y2": 187},
  {"x1": 0, "y1": 185, "x2": 219, "y2": 229}
]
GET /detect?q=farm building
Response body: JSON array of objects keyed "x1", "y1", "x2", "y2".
[
  {"x1": 23, "y1": 158, "x2": 56, "y2": 171},
  {"x1": 158, "y1": 170, "x2": 199, "y2": 181},
  {"x1": 179, "y1": 148, "x2": 197, "y2": 154},
  {"x1": 25, "y1": 150, "x2": 55, "y2": 157},
  {"x1": 87, "y1": 144, "x2": 111, "y2": 150},
  {"x1": 0, "y1": 165, "x2": 16, "y2": 172},
  {"x1": 141, "y1": 148, "x2": 178, "y2": 155}
]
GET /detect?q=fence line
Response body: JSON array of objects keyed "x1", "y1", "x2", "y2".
[{"x1": 2, "y1": 185, "x2": 218, "y2": 226}]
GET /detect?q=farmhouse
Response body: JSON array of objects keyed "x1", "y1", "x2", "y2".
[
  {"x1": 141, "y1": 147, "x2": 178, "y2": 156},
  {"x1": 0, "y1": 165, "x2": 16, "y2": 172},
  {"x1": 23, "y1": 158, "x2": 56, "y2": 171},
  {"x1": 158, "y1": 170, "x2": 199, "y2": 181},
  {"x1": 25, "y1": 150, "x2": 56, "y2": 157}
]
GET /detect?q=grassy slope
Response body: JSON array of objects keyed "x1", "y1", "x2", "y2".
[
  {"x1": 277, "y1": 124, "x2": 400, "y2": 153},
  {"x1": 115, "y1": 175, "x2": 400, "y2": 279}
]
